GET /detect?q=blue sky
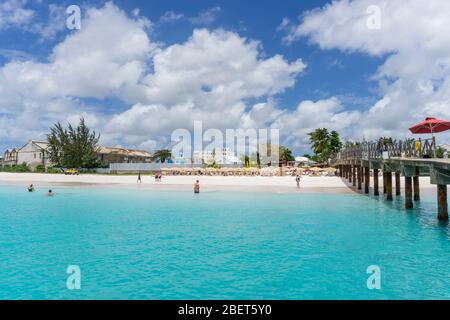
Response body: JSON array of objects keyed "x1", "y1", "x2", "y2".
[
  {"x1": 0, "y1": 0, "x2": 449, "y2": 155},
  {"x1": 0, "y1": 0, "x2": 381, "y2": 110}
]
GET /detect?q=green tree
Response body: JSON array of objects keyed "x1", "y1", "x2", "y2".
[
  {"x1": 243, "y1": 155, "x2": 250, "y2": 168},
  {"x1": 329, "y1": 131, "x2": 343, "y2": 154},
  {"x1": 152, "y1": 149, "x2": 172, "y2": 163},
  {"x1": 308, "y1": 128, "x2": 342, "y2": 163},
  {"x1": 47, "y1": 118, "x2": 100, "y2": 168},
  {"x1": 279, "y1": 146, "x2": 295, "y2": 162}
]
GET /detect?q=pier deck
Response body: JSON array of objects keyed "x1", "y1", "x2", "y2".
[{"x1": 331, "y1": 139, "x2": 449, "y2": 220}]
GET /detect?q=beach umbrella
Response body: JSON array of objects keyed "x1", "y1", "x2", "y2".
[
  {"x1": 295, "y1": 156, "x2": 309, "y2": 162},
  {"x1": 409, "y1": 117, "x2": 450, "y2": 157}
]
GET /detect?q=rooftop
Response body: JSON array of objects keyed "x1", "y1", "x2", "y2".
[{"x1": 97, "y1": 146, "x2": 152, "y2": 158}]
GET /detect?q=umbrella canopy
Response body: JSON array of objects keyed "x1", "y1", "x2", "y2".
[
  {"x1": 409, "y1": 117, "x2": 450, "y2": 134},
  {"x1": 295, "y1": 156, "x2": 309, "y2": 162}
]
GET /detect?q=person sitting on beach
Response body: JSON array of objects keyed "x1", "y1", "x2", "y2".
[
  {"x1": 194, "y1": 180, "x2": 200, "y2": 194},
  {"x1": 47, "y1": 189, "x2": 55, "y2": 196},
  {"x1": 27, "y1": 184, "x2": 35, "y2": 192},
  {"x1": 296, "y1": 175, "x2": 301, "y2": 189}
]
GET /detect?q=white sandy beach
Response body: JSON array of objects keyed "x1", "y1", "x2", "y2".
[{"x1": 0, "y1": 172, "x2": 439, "y2": 193}]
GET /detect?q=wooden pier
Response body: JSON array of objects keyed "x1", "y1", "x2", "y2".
[{"x1": 332, "y1": 139, "x2": 449, "y2": 221}]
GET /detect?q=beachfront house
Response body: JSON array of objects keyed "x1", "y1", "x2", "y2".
[
  {"x1": 193, "y1": 148, "x2": 242, "y2": 165},
  {"x1": 97, "y1": 147, "x2": 153, "y2": 165},
  {"x1": 17, "y1": 141, "x2": 52, "y2": 170},
  {"x1": 2, "y1": 148, "x2": 19, "y2": 167}
]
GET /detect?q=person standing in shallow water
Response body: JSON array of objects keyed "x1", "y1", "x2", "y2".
[
  {"x1": 296, "y1": 175, "x2": 301, "y2": 189},
  {"x1": 194, "y1": 180, "x2": 200, "y2": 194}
]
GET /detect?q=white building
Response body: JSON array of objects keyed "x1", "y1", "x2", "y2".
[
  {"x1": 2, "y1": 148, "x2": 19, "y2": 167},
  {"x1": 193, "y1": 148, "x2": 242, "y2": 165},
  {"x1": 17, "y1": 140, "x2": 52, "y2": 170}
]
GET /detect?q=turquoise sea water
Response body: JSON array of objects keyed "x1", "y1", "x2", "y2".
[{"x1": 0, "y1": 185, "x2": 448, "y2": 300}]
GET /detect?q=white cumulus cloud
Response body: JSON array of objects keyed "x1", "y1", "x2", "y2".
[{"x1": 282, "y1": 0, "x2": 450, "y2": 142}]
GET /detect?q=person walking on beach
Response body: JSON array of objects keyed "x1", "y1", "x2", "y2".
[
  {"x1": 194, "y1": 180, "x2": 200, "y2": 194},
  {"x1": 296, "y1": 175, "x2": 301, "y2": 189},
  {"x1": 137, "y1": 172, "x2": 142, "y2": 183}
]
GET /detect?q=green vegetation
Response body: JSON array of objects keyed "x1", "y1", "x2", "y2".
[
  {"x1": 279, "y1": 146, "x2": 295, "y2": 162},
  {"x1": 0, "y1": 162, "x2": 30, "y2": 173},
  {"x1": 206, "y1": 161, "x2": 221, "y2": 169},
  {"x1": 151, "y1": 149, "x2": 172, "y2": 163},
  {"x1": 243, "y1": 155, "x2": 250, "y2": 168},
  {"x1": 308, "y1": 128, "x2": 342, "y2": 163},
  {"x1": 47, "y1": 118, "x2": 101, "y2": 168},
  {"x1": 35, "y1": 164, "x2": 45, "y2": 173},
  {"x1": 436, "y1": 146, "x2": 446, "y2": 159},
  {"x1": 46, "y1": 167, "x2": 62, "y2": 174}
]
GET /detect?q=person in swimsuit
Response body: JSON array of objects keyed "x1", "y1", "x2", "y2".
[
  {"x1": 27, "y1": 184, "x2": 35, "y2": 192},
  {"x1": 137, "y1": 172, "x2": 142, "y2": 183},
  {"x1": 296, "y1": 175, "x2": 301, "y2": 189},
  {"x1": 47, "y1": 189, "x2": 55, "y2": 196},
  {"x1": 194, "y1": 180, "x2": 200, "y2": 194}
]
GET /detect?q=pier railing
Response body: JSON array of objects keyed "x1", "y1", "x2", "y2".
[{"x1": 333, "y1": 138, "x2": 436, "y2": 162}]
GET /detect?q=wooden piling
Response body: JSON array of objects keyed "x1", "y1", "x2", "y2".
[
  {"x1": 352, "y1": 165, "x2": 356, "y2": 187},
  {"x1": 349, "y1": 165, "x2": 352, "y2": 183},
  {"x1": 437, "y1": 185, "x2": 448, "y2": 221},
  {"x1": 383, "y1": 172, "x2": 387, "y2": 194},
  {"x1": 364, "y1": 167, "x2": 370, "y2": 194},
  {"x1": 405, "y1": 176, "x2": 413, "y2": 209},
  {"x1": 386, "y1": 172, "x2": 393, "y2": 201},
  {"x1": 395, "y1": 172, "x2": 401, "y2": 196},
  {"x1": 357, "y1": 166, "x2": 362, "y2": 190},
  {"x1": 413, "y1": 167, "x2": 420, "y2": 201},
  {"x1": 373, "y1": 169, "x2": 379, "y2": 196}
]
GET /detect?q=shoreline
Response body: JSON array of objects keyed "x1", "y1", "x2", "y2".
[{"x1": 0, "y1": 172, "x2": 439, "y2": 194}]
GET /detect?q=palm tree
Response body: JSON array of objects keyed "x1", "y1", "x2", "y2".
[
  {"x1": 329, "y1": 130, "x2": 343, "y2": 154},
  {"x1": 308, "y1": 128, "x2": 342, "y2": 163},
  {"x1": 279, "y1": 146, "x2": 295, "y2": 162},
  {"x1": 152, "y1": 149, "x2": 172, "y2": 163},
  {"x1": 309, "y1": 128, "x2": 330, "y2": 156}
]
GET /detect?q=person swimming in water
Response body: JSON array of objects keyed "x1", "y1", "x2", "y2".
[
  {"x1": 47, "y1": 189, "x2": 55, "y2": 196},
  {"x1": 27, "y1": 184, "x2": 35, "y2": 192},
  {"x1": 194, "y1": 180, "x2": 200, "y2": 194}
]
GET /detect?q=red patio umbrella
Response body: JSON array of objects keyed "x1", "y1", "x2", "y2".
[
  {"x1": 409, "y1": 117, "x2": 450, "y2": 134},
  {"x1": 409, "y1": 117, "x2": 450, "y2": 157}
]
